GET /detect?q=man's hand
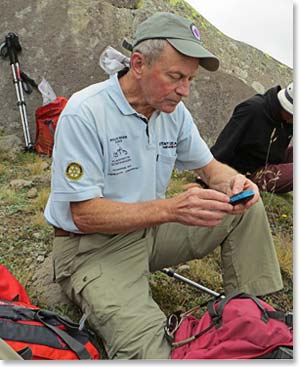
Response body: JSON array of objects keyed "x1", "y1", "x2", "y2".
[
  {"x1": 194, "y1": 159, "x2": 261, "y2": 216},
  {"x1": 228, "y1": 174, "x2": 260, "y2": 213},
  {"x1": 169, "y1": 187, "x2": 233, "y2": 227}
]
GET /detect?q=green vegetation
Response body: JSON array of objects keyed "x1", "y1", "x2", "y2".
[
  {"x1": 169, "y1": 0, "x2": 184, "y2": 6},
  {"x1": 137, "y1": 0, "x2": 143, "y2": 9},
  {"x1": 0, "y1": 150, "x2": 293, "y2": 317}
]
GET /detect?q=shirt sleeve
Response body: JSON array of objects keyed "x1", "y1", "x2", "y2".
[
  {"x1": 175, "y1": 106, "x2": 213, "y2": 170},
  {"x1": 51, "y1": 112, "x2": 104, "y2": 202}
]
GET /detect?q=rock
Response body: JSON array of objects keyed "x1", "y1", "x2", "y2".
[
  {"x1": 177, "y1": 264, "x2": 190, "y2": 272},
  {"x1": 10, "y1": 179, "x2": 33, "y2": 189},
  {"x1": 27, "y1": 187, "x2": 38, "y2": 198},
  {"x1": 0, "y1": 0, "x2": 292, "y2": 146},
  {"x1": 40, "y1": 161, "x2": 50, "y2": 171},
  {"x1": 36, "y1": 255, "x2": 45, "y2": 263},
  {"x1": 251, "y1": 81, "x2": 266, "y2": 94},
  {"x1": 0, "y1": 134, "x2": 23, "y2": 152},
  {"x1": 31, "y1": 255, "x2": 72, "y2": 307}
]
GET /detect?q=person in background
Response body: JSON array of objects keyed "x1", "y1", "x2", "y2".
[
  {"x1": 44, "y1": 12, "x2": 283, "y2": 359},
  {"x1": 211, "y1": 83, "x2": 293, "y2": 193}
]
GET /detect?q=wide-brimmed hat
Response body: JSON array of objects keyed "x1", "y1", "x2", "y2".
[
  {"x1": 277, "y1": 82, "x2": 293, "y2": 115},
  {"x1": 127, "y1": 12, "x2": 219, "y2": 72}
]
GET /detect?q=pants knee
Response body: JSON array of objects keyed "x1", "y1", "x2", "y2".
[{"x1": 88, "y1": 308, "x2": 170, "y2": 359}]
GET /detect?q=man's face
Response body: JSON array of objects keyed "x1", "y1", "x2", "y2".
[
  {"x1": 281, "y1": 109, "x2": 293, "y2": 124},
  {"x1": 138, "y1": 43, "x2": 199, "y2": 113}
]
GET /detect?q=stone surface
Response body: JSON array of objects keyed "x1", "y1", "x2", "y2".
[
  {"x1": 31, "y1": 255, "x2": 72, "y2": 307},
  {"x1": 0, "y1": 0, "x2": 292, "y2": 148},
  {"x1": 0, "y1": 134, "x2": 23, "y2": 152},
  {"x1": 9, "y1": 179, "x2": 32, "y2": 189}
]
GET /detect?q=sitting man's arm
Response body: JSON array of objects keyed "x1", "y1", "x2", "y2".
[
  {"x1": 70, "y1": 178, "x2": 234, "y2": 235},
  {"x1": 71, "y1": 159, "x2": 260, "y2": 235}
]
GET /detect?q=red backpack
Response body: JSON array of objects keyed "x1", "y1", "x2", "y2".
[
  {"x1": 0, "y1": 264, "x2": 31, "y2": 304},
  {"x1": 34, "y1": 96, "x2": 68, "y2": 156},
  {"x1": 0, "y1": 265, "x2": 101, "y2": 360},
  {"x1": 168, "y1": 292, "x2": 293, "y2": 359}
]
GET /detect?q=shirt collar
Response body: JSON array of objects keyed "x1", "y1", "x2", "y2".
[
  {"x1": 107, "y1": 73, "x2": 138, "y2": 116},
  {"x1": 107, "y1": 72, "x2": 163, "y2": 122}
]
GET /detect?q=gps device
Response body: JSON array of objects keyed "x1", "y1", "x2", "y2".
[{"x1": 229, "y1": 190, "x2": 255, "y2": 205}]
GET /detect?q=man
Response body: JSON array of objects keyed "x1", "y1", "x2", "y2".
[
  {"x1": 211, "y1": 83, "x2": 293, "y2": 193},
  {"x1": 44, "y1": 12, "x2": 282, "y2": 359}
]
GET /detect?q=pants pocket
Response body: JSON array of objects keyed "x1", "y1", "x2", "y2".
[
  {"x1": 71, "y1": 262, "x2": 121, "y2": 325},
  {"x1": 72, "y1": 263, "x2": 102, "y2": 295}
]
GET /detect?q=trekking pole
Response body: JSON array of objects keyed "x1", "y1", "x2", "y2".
[
  {"x1": 162, "y1": 268, "x2": 225, "y2": 299},
  {"x1": 2, "y1": 32, "x2": 34, "y2": 151}
]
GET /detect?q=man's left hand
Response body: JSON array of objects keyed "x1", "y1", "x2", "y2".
[{"x1": 229, "y1": 174, "x2": 260, "y2": 213}]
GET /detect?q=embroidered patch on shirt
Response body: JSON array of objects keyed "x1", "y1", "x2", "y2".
[{"x1": 65, "y1": 162, "x2": 84, "y2": 180}]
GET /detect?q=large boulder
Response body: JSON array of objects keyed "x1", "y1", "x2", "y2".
[{"x1": 0, "y1": 0, "x2": 292, "y2": 148}]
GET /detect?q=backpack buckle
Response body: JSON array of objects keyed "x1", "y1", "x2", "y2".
[
  {"x1": 211, "y1": 314, "x2": 222, "y2": 328},
  {"x1": 285, "y1": 312, "x2": 293, "y2": 328}
]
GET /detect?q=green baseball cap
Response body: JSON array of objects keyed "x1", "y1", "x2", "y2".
[{"x1": 129, "y1": 12, "x2": 219, "y2": 72}]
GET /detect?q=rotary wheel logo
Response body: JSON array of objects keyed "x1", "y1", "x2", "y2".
[{"x1": 66, "y1": 162, "x2": 84, "y2": 180}]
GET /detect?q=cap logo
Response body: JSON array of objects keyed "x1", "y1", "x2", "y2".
[{"x1": 190, "y1": 24, "x2": 200, "y2": 41}]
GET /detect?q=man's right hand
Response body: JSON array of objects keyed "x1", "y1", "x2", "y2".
[{"x1": 168, "y1": 187, "x2": 233, "y2": 227}]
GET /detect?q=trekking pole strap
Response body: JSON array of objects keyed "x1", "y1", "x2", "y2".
[{"x1": 20, "y1": 71, "x2": 38, "y2": 94}]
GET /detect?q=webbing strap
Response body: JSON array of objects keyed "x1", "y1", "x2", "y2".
[
  {"x1": 35, "y1": 311, "x2": 92, "y2": 360},
  {"x1": 207, "y1": 292, "x2": 293, "y2": 328},
  {"x1": 267, "y1": 310, "x2": 293, "y2": 328}
]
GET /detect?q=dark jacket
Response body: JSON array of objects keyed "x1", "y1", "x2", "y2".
[{"x1": 211, "y1": 86, "x2": 293, "y2": 175}]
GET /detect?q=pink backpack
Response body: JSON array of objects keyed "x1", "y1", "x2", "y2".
[{"x1": 168, "y1": 292, "x2": 293, "y2": 359}]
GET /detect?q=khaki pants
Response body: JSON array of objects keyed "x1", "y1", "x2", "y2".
[
  {"x1": 52, "y1": 199, "x2": 282, "y2": 359},
  {"x1": 0, "y1": 338, "x2": 23, "y2": 360}
]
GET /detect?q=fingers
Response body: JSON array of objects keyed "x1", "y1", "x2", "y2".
[
  {"x1": 230, "y1": 174, "x2": 248, "y2": 195},
  {"x1": 230, "y1": 180, "x2": 261, "y2": 214},
  {"x1": 172, "y1": 187, "x2": 233, "y2": 227},
  {"x1": 187, "y1": 187, "x2": 230, "y2": 205},
  {"x1": 183, "y1": 182, "x2": 200, "y2": 190}
]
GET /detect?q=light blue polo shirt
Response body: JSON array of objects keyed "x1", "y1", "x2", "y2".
[{"x1": 44, "y1": 73, "x2": 213, "y2": 232}]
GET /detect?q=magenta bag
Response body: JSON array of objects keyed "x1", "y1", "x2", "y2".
[{"x1": 168, "y1": 292, "x2": 293, "y2": 359}]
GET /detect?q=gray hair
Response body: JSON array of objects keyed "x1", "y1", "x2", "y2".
[{"x1": 132, "y1": 39, "x2": 167, "y2": 66}]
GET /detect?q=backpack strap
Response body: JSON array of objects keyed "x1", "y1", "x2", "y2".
[
  {"x1": 207, "y1": 292, "x2": 293, "y2": 328},
  {"x1": 0, "y1": 303, "x2": 93, "y2": 359},
  {"x1": 37, "y1": 309, "x2": 81, "y2": 330},
  {"x1": 17, "y1": 346, "x2": 33, "y2": 360},
  {"x1": 208, "y1": 292, "x2": 271, "y2": 327},
  {"x1": 35, "y1": 311, "x2": 92, "y2": 360},
  {"x1": 171, "y1": 320, "x2": 216, "y2": 348},
  {"x1": 266, "y1": 310, "x2": 293, "y2": 328}
]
